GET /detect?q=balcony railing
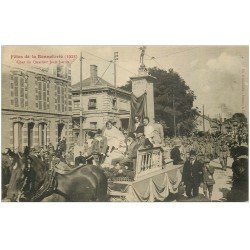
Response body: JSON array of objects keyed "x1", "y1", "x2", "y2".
[{"x1": 135, "y1": 147, "x2": 163, "y2": 180}]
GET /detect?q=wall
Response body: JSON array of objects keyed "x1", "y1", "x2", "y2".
[
  {"x1": 72, "y1": 89, "x2": 130, "y2": 130},
  {"x1": 1, "y1": 65, "x2": 11, "y2": 109},
  {"x1": 1, "y1": 65, "x2": 73, "y2": 151}
]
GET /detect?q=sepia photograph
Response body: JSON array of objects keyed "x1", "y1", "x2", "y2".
[{"x1": 1, "y1": 45, "x2": 248, "y2": 202}]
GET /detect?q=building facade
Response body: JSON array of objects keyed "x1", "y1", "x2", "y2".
[
  {"x1": 1, "y1": 64, "x2": 73, "y2": 152},
  {"x1": 72, "y1": 65, "x2": 131, "y2": 141}
]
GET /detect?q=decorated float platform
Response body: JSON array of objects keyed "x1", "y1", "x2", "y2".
[{"x1": 107, "y1": 147, "x2": 183, "y2": 202}]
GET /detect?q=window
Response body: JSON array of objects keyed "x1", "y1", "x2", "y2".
[
  {"x1": 74, "y1": 101, "x2": 80, "y2": 108},
  {"x1": 88, "y1": 99, "x2": 97, "y2": 110},
  {"x1": 13, "y1": 75, "x2": 25, "y2": 108},
  {"x1": 90, "y1": 122, "x2": 97, "y2": 129},
  {"x1": 62, "y1": 87, "x2": 65, "y2": 112},
  {"x1": 57, "y1": 85, "x2": 61, "y2": 112},
  {"x1": 57, "y1": 65, "x2": 63, "y2": 78},
  {"x1": 56, "y1": 85, "x2": 66, "y2": 112},
  {"x1": 112, "y1": 98, "x2": 117, "y2": 109},
  {"x1": 37, "y1": 81, "x2": 48, "y2": 110}
]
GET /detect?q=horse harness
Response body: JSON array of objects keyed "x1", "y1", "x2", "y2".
[{"x1": 30, "y1": 169, "x2": 70, "y2": 201}]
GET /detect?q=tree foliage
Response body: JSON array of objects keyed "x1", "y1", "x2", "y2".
[
  {"x1": 120, "y1": 67, "x2": 199, "y2": 136},
  {"x1": 231, "y1": 113, "x2": 248, "y2": 124}
]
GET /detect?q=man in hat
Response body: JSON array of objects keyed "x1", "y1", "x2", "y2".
[
  {"x1": 136, "y1": 132, "x2": 153, "y2": 150},
  {"x1": 202, "y1": 158, "x2": 215, "y2": 201},
  {"x1": 219, "y1": 140, "x2": 229, "y2": 171},
  {"x1": 48, "y1": 142, "x2": 55, "y2": 155},
  {"x1": 170, "y1": 140, "x2": 183, "y2": 165},
  {"x1": 91, "y1": 129, "x2": 108, "y2": 166},
  {"x1": 57, "y1": 137, "x2": 67, "y2": 155},
  {"x1": 181, "y1": 150, "x2": 203, "y2": 198}
]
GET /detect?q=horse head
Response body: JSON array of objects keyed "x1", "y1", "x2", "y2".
[{"x1": 5, "y1": 147, "x2": 31, "y2": 202}]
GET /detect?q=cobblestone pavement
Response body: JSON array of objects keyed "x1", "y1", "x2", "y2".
[{"x1": 172, "y1": 158, "x2": 233, "y2": 202}]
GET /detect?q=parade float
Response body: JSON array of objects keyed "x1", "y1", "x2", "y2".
[
  {"x1": 107, "y1": 146, "x2": 182, "y2": 202},
  {"x1": 105, "y1": 47, "x2": 182, "y2": 201}
]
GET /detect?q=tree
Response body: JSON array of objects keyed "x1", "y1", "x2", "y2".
[
  {"x1": 231, "y1": 113, "x2": 248, "y2": 124},
  {"x1": 120, "y1": 67, "x2": 199, "y2": 136}
]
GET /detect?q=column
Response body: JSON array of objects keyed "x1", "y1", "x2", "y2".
[
  {"x1": 54, "y1": 122, "x2": 58, "y2": 146},
  {"x1": 22, "y1": 122, "x2": 28, "y2": 148},
  {"x1": 47, "y1": 122, "x2": 50, "y2": 146},
  {"x1": 9, "y1": 121, "x2": 14, "y2": 150},
  {"x1": 33, "y1": 123, "x2": 39, "y2": 147}
]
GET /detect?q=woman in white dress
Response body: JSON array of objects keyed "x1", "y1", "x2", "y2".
[{"x1": 102, "y1": 121, "x2": 126, "y2": 168}]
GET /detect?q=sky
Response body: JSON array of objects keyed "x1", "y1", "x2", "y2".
[{"x1": 2, "y1": 45, "x2": 249, "y2": 118}]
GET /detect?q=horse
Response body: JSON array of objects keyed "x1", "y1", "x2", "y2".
[
  {"x1": 5, "y1": 147, "x2": 108, "y2": 202},
  {"x1": 1, "y1": 149, "x2": 15, "y2": 200}
]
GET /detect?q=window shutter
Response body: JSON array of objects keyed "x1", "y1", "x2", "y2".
[
  {"x1": 20, "y1": 77, "x2": 24, "y2": 108},
  {"x1": 24, "y1": 76, "x2": 28, "y2": 107},
  {"x1": 38, "y1": 81, "x2": 42, "y2": 110},
  {"x1": 10, "y1": 73, "x2": 14, "y2": 106},
  {"x1": 57, "y1": 85, "x2": 61, "y2": 112},
  {"x1": 55, "y1": 84, "x2": 57, "y2": 111},
  {"x1": 47, "y1": 82, "x2": 50, "y2": 110},
  {"x1": 35, "y1": 79, "x2": 38, "y2": 109},
  {"x1": 61, "y1": 86, "x2": 65, "y2": 112},
  {"x1": 43, "y1": 81, "x2": 46, "y2": 110},
  {"x1": 14, "y1": 76, "x2": 19, "y2": 107}
]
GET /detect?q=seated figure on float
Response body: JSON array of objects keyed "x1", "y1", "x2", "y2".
[
  {"x1": 111, "y1": 132, "x2": 139, "y2": 170},
  {"x1": 102, "y1": 121, "x2": 126, "y2": 168},
  {"x1": 143, "y1": 117, "x2": 163, "y2": 147}
]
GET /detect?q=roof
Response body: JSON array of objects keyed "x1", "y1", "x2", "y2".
[
  {"x1": 72, "y1": 77, "x2": 113, "y2": 90},
  {"x1": 72, "y1": 77, "x2": 131, "y2": 96}
]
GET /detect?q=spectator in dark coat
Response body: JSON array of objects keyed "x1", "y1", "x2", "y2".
[
  {"x1": 170, "y1": 141, "x2": 183, "y2": 165},
  {"x1": 181, "y1": 150, "x2": 203, "y2": 198},
  {"x1": 57, "y1": 137, "x2": 67, "y2": 154},
  {"x1": 75, "y1": 151, "x2": 87, "y2": 167}
]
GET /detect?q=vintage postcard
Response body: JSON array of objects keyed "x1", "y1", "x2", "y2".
[{"x1": 1, "y1": 45, "x2": 248, "y2": 202}]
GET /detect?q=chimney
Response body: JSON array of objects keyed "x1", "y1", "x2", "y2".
[{"x1": 90, "y1": 65, "x2": 98, "y2": 85}]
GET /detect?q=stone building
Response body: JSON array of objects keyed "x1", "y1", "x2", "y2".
[
  {"x1": 71, "y1": 65, "x2": 131, "y2": 141},
  {"x1": 1, "y1": 64, "x2": 73, "y2": 152}
]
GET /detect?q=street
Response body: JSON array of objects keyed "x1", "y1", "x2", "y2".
[{"x1": 173, "y1": 158, "x2": 233, "y2": 202}]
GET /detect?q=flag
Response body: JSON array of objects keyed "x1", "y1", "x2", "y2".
[{"x1": 128, "y1": 93, "x2": 147, "y2": 132}]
